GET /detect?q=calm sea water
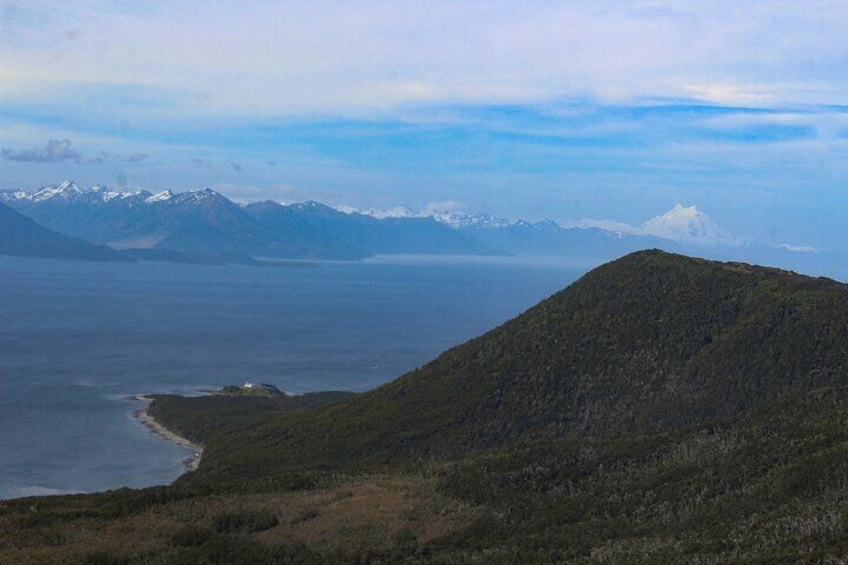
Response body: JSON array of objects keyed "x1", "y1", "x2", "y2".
[{"x1": 0, "y1": 255, "x2": 589, "y2": 500}]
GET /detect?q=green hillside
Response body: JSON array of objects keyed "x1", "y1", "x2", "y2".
[
  {"x1": 175, "y1": 250, "x2": 848, "y2": 488},
  {"x1": 2, "y1": 250, "x2": 847, "y2": 564}
]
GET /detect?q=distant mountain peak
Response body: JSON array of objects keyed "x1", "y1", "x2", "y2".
[
  {"x1": 190, "y1": 186, "x2": 220, "y2": 198},
  {"x1": 642, "y1": 203, "x2": 738, "y2": 245},
  {"x1": 90, "y1": 184, "x2": 145, "y2": 202},
  {"x1": 284, "y1": 200, "x2": 338, "y2": 214},
  {"x1": 172, "y1": 187, "x2": 227, "y2": 205},
  {"x1": 1, "y1": 181, "x2": 155, "y2": 205},
  {"x1": 434, "y1": 211, "x2": 517, "y2": 229},
  {"x1": 358, "y1": 206, "x2": 419, "y2": 219},
  {"x1": 32, "y1": 180, "x2": 82, "y2": 202},
  {"x1": 146, "y1": 190, "x2": 174, "y2": 203},
  {"x1": 290, "y1": 200, "x2": 321, "y2": 209}
]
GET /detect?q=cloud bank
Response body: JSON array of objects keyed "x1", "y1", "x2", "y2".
[
  {"x1": 3, "y1": 1, "x2": 847, "y2": 120},
  {"x1": 2, "y1": 139, "x2": 80, "y2": 163}
]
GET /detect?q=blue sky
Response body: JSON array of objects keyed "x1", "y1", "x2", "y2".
[{"x1": 2, "y1": 1, "x2": 847, "y2": 251}]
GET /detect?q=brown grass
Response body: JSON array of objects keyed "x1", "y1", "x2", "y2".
[{"x1": 0, "y1": 473, "x2": 478, "y2": 563}]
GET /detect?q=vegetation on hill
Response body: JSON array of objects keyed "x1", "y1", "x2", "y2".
[
  {"x1": 146, "y1": 391, "x2": 356, "y2": 447},
  {"x1": 162, "y1": 250, "x2": 848, "y2": 489},
  {"x1": 2, "y1": 250, "x2": 847, "y2": 563}
]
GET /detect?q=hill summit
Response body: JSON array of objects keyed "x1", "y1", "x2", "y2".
[{"x1": 180, "y1": 250, "x2": 848, "y2": 485}]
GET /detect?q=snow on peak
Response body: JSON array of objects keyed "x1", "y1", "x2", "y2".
[
  {"x1": 285, "y1": 200, "x2": 330, "y2": 212},
  {"x1": 90, "y1": 185, "x2": 125, "y2": 202},
  {"x1": 191, "y1": 187, "x2": 219, "y2": 197},
  {"x1": 56, "y1": 180, "x2": 79, "y2": 192},
  {"x1": 351, "y1": 203, "x2": 518, "y2": 229},
  {"x1": 0, "y1": 189, "x2": 32, "y2": 201},
  {"x1": 433, "y1": 211, "x2": 516, "y2": 229},
  {"x1": 146, "y1": 190, "x2": 174, "y2": 203},
  {"x1": 642, "y1": 204, "x2": 737, "y2": 245},
  {"x1": 32, "y1": 180, "x2": 82, "y2": 202},
  {"x1": 361, "y1": 206, "x2": 420, "y2": 219},
  {"x1": 174, "y1": 187, "x2": 223, "y2": 204}
]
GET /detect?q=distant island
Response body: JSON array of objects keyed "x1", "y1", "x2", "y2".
[{"x1": 3, "y1": 250, "x2": 847, "y2": 563}]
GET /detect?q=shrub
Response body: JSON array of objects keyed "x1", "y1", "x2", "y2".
[{"x1": 213, "y1": 510, "x2": 279, "y2": 534}]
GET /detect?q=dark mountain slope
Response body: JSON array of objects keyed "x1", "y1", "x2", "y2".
[
  {"x1": 353, "y1": 216, "x2": 502, "y2": 256},
  {"x1": 1, "y1": 182, "x2": 158, "y2": 246},
  {"x1": 244, "y1": 200, "x2": 373, "y2": 259},
  {"x1": 0, "y1": 202, "x2": 129, "y2": 262},
  {"x1": 459, "y1": 220, "x2": 679, "y2": 259},
  {"x1": 245, "y1": 200, "x2": 501, "y2": 258},
  {"x1": 3, "y1": 183, "x2": 502, "y2": 260},
  {"x1": 175, "y1": 250, "x2": 848, "y2": 487},
  {"x1": 128, "y1": 188, "x2": 274, "y2": 255}
]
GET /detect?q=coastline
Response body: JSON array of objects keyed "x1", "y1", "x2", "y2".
[{"x1": 130, "y1": 395, "x2": 203, "y2": 472}]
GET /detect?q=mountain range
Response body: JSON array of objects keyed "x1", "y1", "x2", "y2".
[
  {"x1": 3, "y1": 250, "x2": 847, "y2": 563},
  {"x1": 0, "y1": 181, "x2": 497, "y2": 262},
  {"x1": 2, "y1": 181, "x2": 845, "y2": 280}
]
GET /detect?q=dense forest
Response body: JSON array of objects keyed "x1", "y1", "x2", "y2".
[{"x1": 2, "y1": 250, "x2": 847, "y2": 564}]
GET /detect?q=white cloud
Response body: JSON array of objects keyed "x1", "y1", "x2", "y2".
[
  {"x1": 780, "y1": 244, "x2": 817, "y2": 254},
  {"x1": 680, "y1": 84, "x2": 778, "y2": 106},
  {"x1": 423, "y1": 200, "x2": 467, "y2": 215},
  {"x1": 1, "y1": 138, "x2": 80, "y2": 163},
  {"x1": 3, "y1": 1, "x2": 847, "y2": 119}
]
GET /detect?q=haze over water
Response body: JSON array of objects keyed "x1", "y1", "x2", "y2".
[{"x1": 0, "y1": 255, "x2": 586, "y2": 499}]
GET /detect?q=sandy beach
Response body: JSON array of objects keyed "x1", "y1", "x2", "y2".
[{"x1": 131, "y1": 396, "x2": 203, "y2": 472}]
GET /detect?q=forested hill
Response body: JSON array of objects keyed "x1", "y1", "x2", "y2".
[
  {"x1": 181, "y1": 249, "x2": 848, "y2": 487},
  {"x1": 6, "y1": 249, "x2": 848, "y2": 563}
]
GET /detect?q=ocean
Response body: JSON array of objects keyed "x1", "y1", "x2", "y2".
[{"x1": 0, "y1": 255, "x2": 589, "y2": 499}]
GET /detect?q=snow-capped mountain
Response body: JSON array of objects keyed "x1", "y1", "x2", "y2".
[
  {"x1": 30, "y1": 180, "x2": 84, "y2": 202},
  {"x1": 4, "y1": 181, "x2": 843, "y2": 279},
  {"x1": 354, "y1": 205, "x2": 520, "y2": 230},
  {"x1": 146, "y1": 190, "x2": 174, "y2": 203},
  {"x1": 7, "y1": 180, "x2": 150, "y2": 205},
  {"x1": 1, "y1": 182, "x2": 497, "y2": 260},
  {"x1": 357, "y1": 206, "x2": 420, "y2": 220},
  {"x1": 431, "y1": 211, "x2": 518, "y2": 230},
  {"x1": 642, "y1": 204, "x2": 739, "y2": 246},
  {"x1": 0, "y1": 183, "x2": 256, "y2": 253},
  {"x1": 0, "y1": 181, "x2": 235, "y2": 208},
  {"x1": 353, "y1": 204, "x2": 680, "y2": 258}
]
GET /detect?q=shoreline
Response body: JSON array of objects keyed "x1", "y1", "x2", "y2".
[{"x1": 130, "y1": 395, "x2": 203, "y2": 472}]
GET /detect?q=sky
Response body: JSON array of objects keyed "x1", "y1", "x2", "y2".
[{"x1": 1, "y1": 1, "x2": 847, "y2": 251}]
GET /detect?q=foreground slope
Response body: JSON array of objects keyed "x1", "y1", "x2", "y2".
[{"x1": 180, "y1": 250, "x2": 848, "y2": 487}]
